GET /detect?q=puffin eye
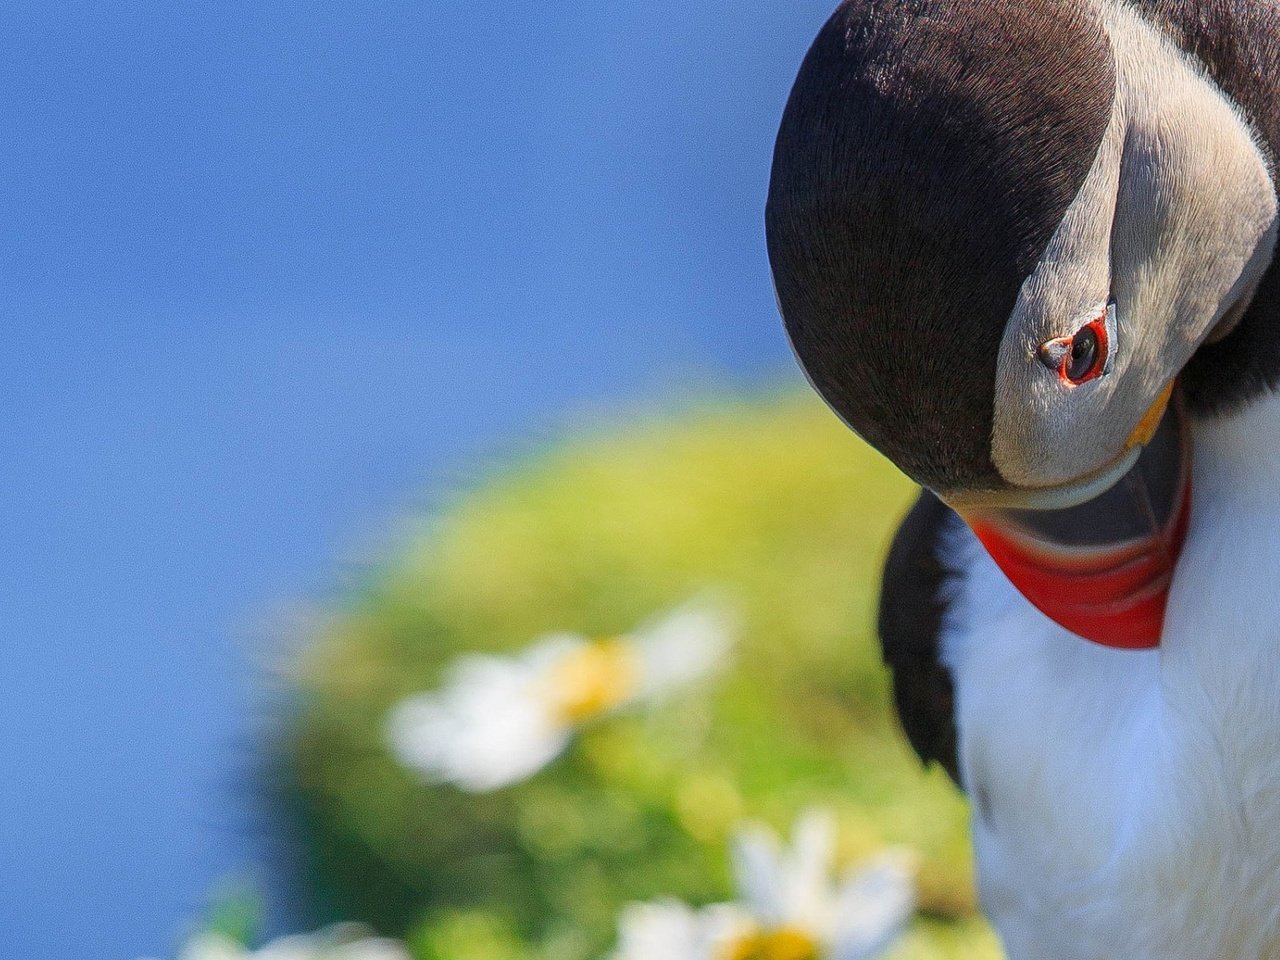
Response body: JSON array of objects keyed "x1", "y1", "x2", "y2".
[
  {"x1": 1066, "y1": 326, "x2": 1099, "y2": 382},
  {"x1": 1037, "y1": 304, "x2": 1112, "y2": 385}
]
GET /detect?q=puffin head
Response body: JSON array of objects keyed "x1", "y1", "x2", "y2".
[{"x1": 767, "y1": 0, "x2": 1278, "y2": 646}]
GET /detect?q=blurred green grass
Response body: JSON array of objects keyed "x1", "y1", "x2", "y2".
[{"x1": 279, "y1": 390, "x2": 1002, "y2": 959}]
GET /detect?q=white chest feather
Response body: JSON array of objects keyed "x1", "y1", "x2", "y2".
[{"x1": 942, "y1": 393, "x2": 1280, "y2": 959}]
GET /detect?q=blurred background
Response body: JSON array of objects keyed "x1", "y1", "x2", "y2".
[{"x1": 2, "y1": 3, "x2": 988, "y2": 959}]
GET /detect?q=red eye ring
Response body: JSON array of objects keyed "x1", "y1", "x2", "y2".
[{"x1": 1038, "y1": 312, "x2": 1110, "y2": 385}]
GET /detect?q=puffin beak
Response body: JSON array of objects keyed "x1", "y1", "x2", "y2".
[{"x1": 955, "y1": 388, "x2": 1191, "y2": 649}]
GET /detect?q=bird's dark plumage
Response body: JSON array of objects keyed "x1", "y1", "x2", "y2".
[
  {"x1": 766, "y1": 0, "x2": 1115, "y2": 493},
  {"x1": 878, "y1": 491, "x2": 962, "y2": 784}
]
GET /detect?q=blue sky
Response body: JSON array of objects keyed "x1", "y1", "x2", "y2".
[{"x1": 1, "y1": 2, "x2": 836, "y2": 957}]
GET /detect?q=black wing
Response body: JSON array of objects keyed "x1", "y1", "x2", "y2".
[{"x1": 877, "y1": 490, "x2": 962, "y2": 786}]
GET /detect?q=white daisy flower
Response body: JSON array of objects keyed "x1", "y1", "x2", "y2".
[
  {"x1": 610, "y1": 810, "x2": 916, "y2": 960},
  {"x1": 610, "y1": 899, "x2": 752, "y2": 960},
  {"x1": 730, "y1": 810, "x2": 917, "y2": 960},
  {"x1": 386, "y1": 595, "x2": 736, "y2": 791},
  {"x1": 143, "y1": 924, "x2": 410, "y2": 960}
]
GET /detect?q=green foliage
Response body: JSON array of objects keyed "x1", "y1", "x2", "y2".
[
  {"x1": 201, "y1": 879, "x2": 263, "y2": 948},
  {"x1": 280, "y1": 391, "x2": 999, "y2": 959}
]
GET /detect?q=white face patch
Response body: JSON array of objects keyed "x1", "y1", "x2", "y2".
[
  {"x1": 988, "y1": 1, "x2": 1279, "y2": 491},
  {"x1": 1100, "y1": 297, "x2": 1117, "y2": 376}
]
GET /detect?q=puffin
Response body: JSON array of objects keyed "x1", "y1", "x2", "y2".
[{"x1": 766, "y1": 0, "x2": 1280, "y2": 956}]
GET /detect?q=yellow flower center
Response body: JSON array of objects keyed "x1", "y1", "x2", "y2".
[
  {"x1": 547, "y1": 638, "x2": 639, "y2": 723},
  {"x1": 719, "y1": 928, "x2": 821, "y2": 960}
]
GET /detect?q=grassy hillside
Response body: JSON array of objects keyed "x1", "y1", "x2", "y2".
[{"x1": 280, "y1": 391, "x2": 1001, "y2": 960}]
